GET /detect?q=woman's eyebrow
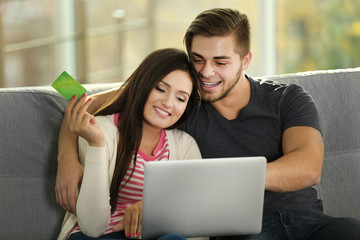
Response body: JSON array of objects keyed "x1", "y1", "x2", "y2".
[
  {"x1": 180, "y1": 90, "x2": 190, "y2": 97},
  {"x1": 159, "y1": 80, "x2": 170, "y2": 87},
  {"x1": 160, "y1": 80, "x2": 190, "y2": 97}
]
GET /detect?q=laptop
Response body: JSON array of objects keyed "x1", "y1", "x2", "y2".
[{"x1": 141, "y1": 157, "x2": 266, "y2": 239}]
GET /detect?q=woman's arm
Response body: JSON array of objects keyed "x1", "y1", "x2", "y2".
[
  {"x1": 76, "y1": 140, "x2": 111, "y2": 237},
  {"x1": 55, "y1": 89, "x2": 118, "y2": 213},
  {"x1": 62, "y1": 96, "x2": 113, "y2": 237}
]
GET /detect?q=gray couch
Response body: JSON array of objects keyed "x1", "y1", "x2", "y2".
[{"x1": 1, "y1": 68, "x2": 360, "y2": 239}]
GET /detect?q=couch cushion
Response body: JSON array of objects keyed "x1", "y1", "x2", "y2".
[
  {"x1": 0, "y1": 83, "x2": 121, "y2": 239},
  {"x1": 260, "y1": 68, "x2": 360, "y2": 218},
  {"x1": 0, "y1": 87, "x2": 66, "y2": 239}
]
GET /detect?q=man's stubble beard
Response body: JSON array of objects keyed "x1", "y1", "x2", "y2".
[{"x1": 201, "y1": 64, "x2": 243, "y2": 103}]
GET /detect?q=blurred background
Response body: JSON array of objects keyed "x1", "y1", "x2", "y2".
[{"x1": 0, "y1": 0, "x2": 359, "y2": 87}]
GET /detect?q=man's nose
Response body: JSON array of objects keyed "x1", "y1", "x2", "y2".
[{"x1": 200, "y1": 62, "x2": 214, "y2": 78}]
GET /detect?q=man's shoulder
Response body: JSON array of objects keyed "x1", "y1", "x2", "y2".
[
  {"x1": 248, "y1": 75, "x2": 308, "y2": 103},
  {"x1": 249, "y1": 75, "x2": 292, "y2": 92}
]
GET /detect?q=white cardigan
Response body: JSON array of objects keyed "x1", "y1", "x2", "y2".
[{"x1": 58, "y1": 114, "x2": 202, "y2": 240}]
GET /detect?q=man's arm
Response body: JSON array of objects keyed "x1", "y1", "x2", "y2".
[
  {"x1": 55, "y1": 113, "x2": 83, "y2": 214},
  {"x1": 265, "y1": 126, "x2": 324, "y2": 192},
  {"x1": 55, "y1": 89, "x2": 118, "y2": 213},
  {"x1": 87, "y1": 88, "x2": 119, "y2": 114}
]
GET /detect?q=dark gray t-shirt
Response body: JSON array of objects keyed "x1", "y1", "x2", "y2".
[{"x1": 180, "y1": 75, "x2": 323, "y2": 214}]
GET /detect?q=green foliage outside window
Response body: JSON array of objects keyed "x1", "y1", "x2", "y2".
[{"x1": 277, "y1": 0, "x2": 360, "y2": 73}]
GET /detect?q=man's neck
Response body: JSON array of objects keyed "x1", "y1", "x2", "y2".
[{"x1": 211, "y1": 74, "x2": 251, "y2": 120}]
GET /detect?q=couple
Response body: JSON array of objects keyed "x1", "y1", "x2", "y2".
[{"x1": 56, "y1": 8, "x2": 360, "y2": 240}]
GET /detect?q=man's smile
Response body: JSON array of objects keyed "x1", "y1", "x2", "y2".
[{"x1": 201, "y1": 80, "x2": 222, "y2": 89}]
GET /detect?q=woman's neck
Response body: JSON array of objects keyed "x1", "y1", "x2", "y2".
[{"x1": 139, "y1": 125, "x2": 162, "y2": 156}]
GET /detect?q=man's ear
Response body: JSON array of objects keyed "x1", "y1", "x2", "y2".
[{"x1": 241, "y1": 52, "x2": 252, "y2": 70}]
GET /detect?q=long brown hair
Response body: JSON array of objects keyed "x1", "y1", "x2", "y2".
[
  {"x1": 95, "y1": 48, "x2": 200, "y2": 212},
  {"x1": 184, "y1": 8, "x2": 251, "y2": 58}
]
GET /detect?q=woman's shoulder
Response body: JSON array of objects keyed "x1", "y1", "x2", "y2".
[
  {"x1": 165, "y1": 129, "x2": 201, "y2": 160},
  {"x1": 95, "y1": 114, "x2": 116, "y2": 128},
  {"x1": 95, "y1": 114, "x2": 118, "y2": 140},
  {"x1": 166, "y1": 128, "x2": 196, "y2": 144}
]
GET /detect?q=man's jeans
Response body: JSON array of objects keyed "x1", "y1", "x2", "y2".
[{"x1": 215, "y1": 209, "x2": 360, "y2": 240}]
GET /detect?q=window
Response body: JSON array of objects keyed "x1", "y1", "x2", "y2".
[
  {"x1": 277, "y1": 0, "x2": 360, "y2": 74},
  {"x1": 1, "y1": 0, "x2": 58, "y2": 87},
  {"x1": 0, "y1": 0, "x2": 153, "y2": 87},
  {"x1": 1, "y1": 0, "x2": 359, "y2": 87}
]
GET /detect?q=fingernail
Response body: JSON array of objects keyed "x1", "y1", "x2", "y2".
[
  {"x1": 137, "y1": 232, "x2": 141, "y2": 236},
  {"x1": 71, "y1": 95, "x2": 77, "y2": 100},
  {"x1": 88, "y1": 97, "x2": 93, "y2": 102},
  {"x1": 82, "y1": 93, "x2": 87, "y2": 98},
  {"x1": 131, "y1": 232, "x2": 136, "y2": 237},
  {"x1": 126, "y1": 233, "x2": 131, "y2": 237}
]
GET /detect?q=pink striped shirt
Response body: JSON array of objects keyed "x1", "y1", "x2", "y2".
[{"x1": 70, "y1": 113, "x2": 169, "y2": 236}]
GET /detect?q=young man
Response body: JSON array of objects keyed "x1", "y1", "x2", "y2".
[{"x1": 56, "y1": 8, "x2": 360, "y2": 240}]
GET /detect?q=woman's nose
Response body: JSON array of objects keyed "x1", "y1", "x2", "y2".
[{"x1": 161, "y1": 95, "x2": 173, "y2": 108}]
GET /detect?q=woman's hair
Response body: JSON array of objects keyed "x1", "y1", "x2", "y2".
[
  {"x1": 95, "y1": 48, "x2": 200, "y2": 212},
  {"x1": 184, "y1": 8, "x2": 251, "y2": 58}
]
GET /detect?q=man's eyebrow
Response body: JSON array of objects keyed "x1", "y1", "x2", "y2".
[
  {"x1": 191, "y1": 52, "x2": 204, "y2": 59},
  {"x1": 159, "y1": 80, "x2": 190, "y2": 96},
  {"x1": 191, "y1": 52, "x2": 231, "y2": 60},
  {"x1": 214, "y1": 56, "x2": 231, "y2": 60}
]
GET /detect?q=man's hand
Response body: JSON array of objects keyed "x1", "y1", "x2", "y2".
[
  {"x1": 55, "y1": 157, "x2": 83, "y2": 214},
  {"x1": 112, "y1": 201, "x2": 143, "y2": 238}
]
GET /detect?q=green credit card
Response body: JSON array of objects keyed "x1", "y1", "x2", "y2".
[{"x1": 52, "y1": 71, "x2": 87, "y2": 101}]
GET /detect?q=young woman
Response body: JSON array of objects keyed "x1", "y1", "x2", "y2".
[{"x1": 57, "y1": 48, "x2": 202, "y2": 240}]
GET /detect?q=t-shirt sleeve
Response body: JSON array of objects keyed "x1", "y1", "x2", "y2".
[{"x1": 280, "y1": 84, "x2": 321, "y2": 133}]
